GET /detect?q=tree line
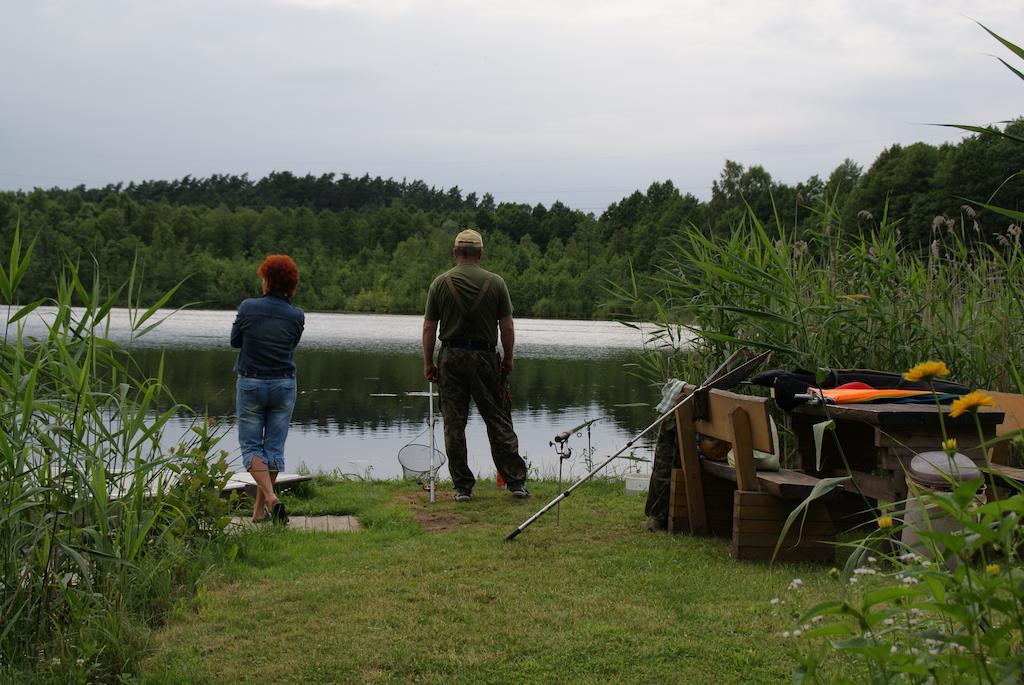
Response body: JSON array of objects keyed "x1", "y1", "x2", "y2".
[{"x1": 1, "y1": 119, "x2": 1021, "y2": 318}]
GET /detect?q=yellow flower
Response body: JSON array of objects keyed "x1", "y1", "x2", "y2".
[
  {"x1": 949, "y1": 390, "x2": 996, "y2": 419},
  {"x1": 942, "y1": 438, "x2": 958, "y2": 452},
  {"x1": 877, "y1": 516, "x2": 894, "y2": 529},
  {"x1": 903, "y1": 361, "x2": 950, "y2": 382},
  {"x1": 986, "y1": 563, "x2": 1001, "y2": 576}
]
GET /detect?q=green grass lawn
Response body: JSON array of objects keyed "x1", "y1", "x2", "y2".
[{"x1": 140, "y1": 479, "x2": 833, "y2": 684}]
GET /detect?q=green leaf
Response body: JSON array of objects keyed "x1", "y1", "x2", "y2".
[
  {"x1": 995, "y1": 56, "x2": 1024, "y2": 82},
  {"x1": 812, "y1": 419, "x2": 834, "y2": 471},
  {"x1": 938, "y1": 123, "x2": 1024, "y2": 146},
  {"x1": 959, "y1": 198, "x2": 1024, "y2": 223},
  {"x1": 706, "y1": 304, "x2": 799, "y2": 327},
  {"x1": 7, "y1": 298, "x2": 45, "y2": 324},
  {"x1": 976, "y1": 22, "x2": 1024, "y2": 63},
  {"x1": 797, "y1": 600, "x2": 848, "y2": 623},
  {"x1": 861, "y1": 585, "x2": 917, "y2": 610}
]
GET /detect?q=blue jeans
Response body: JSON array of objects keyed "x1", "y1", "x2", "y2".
[{"x1": 236, "y1": 376, "x2": 297, "y2": 472}]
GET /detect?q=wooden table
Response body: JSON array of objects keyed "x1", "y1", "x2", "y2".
[{"x1": 790, "y1": 402, "x2": 1004, "y2": 503}]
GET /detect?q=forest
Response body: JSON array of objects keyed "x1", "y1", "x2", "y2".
[{"x1": 1, "y1": 119, "x2": 1021, "y2": 319}]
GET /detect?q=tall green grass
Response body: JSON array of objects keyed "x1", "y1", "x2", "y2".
[
  {"x1": 624, "y1": 200, "x2": 1023, "y2": 393},
  {"x1": 1, "y1": 225, "x2": 234, "y2": 683}
]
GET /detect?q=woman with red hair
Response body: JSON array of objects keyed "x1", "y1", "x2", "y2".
[{"x1": 230, "y1": 255, "x2": 305, "y2": 524}]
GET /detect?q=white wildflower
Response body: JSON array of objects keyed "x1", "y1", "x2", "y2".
[
  {"x1": 789, "y1": 578, "x2": 803, "y2": 590},
  {"x1": 770, "y1": 597, "x2": 781, "y2": 606},
  {"x1": 891, "y1": 645, "x2": 899, "y2": 654},
  {"x1": 782, "y1": 631, "x2": 791, "y2": 638}
]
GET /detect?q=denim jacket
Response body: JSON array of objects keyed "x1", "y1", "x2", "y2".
[{"x1": 230, "y1": 294, "x2": 305, "y2": 378}]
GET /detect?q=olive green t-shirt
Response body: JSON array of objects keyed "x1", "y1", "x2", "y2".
[{"x1": 424, "y1": 263, "x2": 513, "y2": 347}]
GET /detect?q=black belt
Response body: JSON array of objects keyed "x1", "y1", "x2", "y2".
[
  {"x1": 442, "y1": 339, "x2": 493, "y2": 351},
  {"x1": 238, "y1": 371, "x2": 295, "y2": 379}
]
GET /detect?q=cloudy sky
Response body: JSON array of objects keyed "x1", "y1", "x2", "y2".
[{"x1": 2, "y1": 0, "x2": 1021, "y2": 210}]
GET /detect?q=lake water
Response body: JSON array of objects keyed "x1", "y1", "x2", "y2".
[{"x1": 14, "y1": 308, "x2": 680, "y2": 481}]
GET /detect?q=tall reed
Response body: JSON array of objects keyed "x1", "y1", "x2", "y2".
[
  {"x1": 625, "y1": 199, "x2": 1023, "y2": 393},
  {"x1": 0, "y1": 225, "x2": 234, "y2": 682}
]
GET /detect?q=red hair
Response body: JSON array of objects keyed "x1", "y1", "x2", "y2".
[{"x1": 258, "y1": 255, "x2": 299, "y2": 296}]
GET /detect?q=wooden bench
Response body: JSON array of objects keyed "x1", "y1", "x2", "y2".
[{"x1": 667, "y1": 387, "x2": 836, "y2": 563}]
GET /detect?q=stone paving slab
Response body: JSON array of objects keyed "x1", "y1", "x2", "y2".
[{"x1": 228, "y1": 515, "x2": 362, "y2": 533}]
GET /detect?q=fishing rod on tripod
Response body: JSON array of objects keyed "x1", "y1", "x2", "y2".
[
  {"x1": 549, "y1": 417, "x2": 601, "y2": 524},
  {"x1": 505, "y1": 348, "x2": 770, "y2": 542}
]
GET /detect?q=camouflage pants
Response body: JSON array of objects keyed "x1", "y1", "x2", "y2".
[
  {"x1": 438, "y1": 347, "x2": 528, "y2": 493},
  {"x1": 643, "y1": 419, "x2": 679, "y2": 528}
]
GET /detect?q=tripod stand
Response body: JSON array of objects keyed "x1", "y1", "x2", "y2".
[{"x1": 549, "y1": 417, "x2": 600, "y2": 524}]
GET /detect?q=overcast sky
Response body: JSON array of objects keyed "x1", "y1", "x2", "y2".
[{"x1": 1, "y1": 0, "x2": 1021, "y2": 211}]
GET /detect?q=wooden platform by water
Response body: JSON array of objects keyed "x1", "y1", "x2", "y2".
[{"x1": 228, "y1": 515, "x2": 361, "y2": 533}]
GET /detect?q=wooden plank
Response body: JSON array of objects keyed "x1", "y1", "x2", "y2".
[
  {"x1": 988, "y1": 391, "x2": 1024, "y2": 463},
  {"x1": 991, "y1": 463, "x2": 1024, "y2": 485},
  {"x1": 829, "y1": 469, "x2": 906, "y2": 502},
  {"x1": 675, "y1": 399, "x2": 707, "y2": 535},
  {"x1": 732, "y1": 531, "x2": 834, "y2": 548},
  {"x1": 701, "y1": 460, "x2": 739, "y2": 482},
  {"x1": 702, "y1": 461, "x2": 826, "y2": 499},
  {"x1": 733, "y1": 490, "x2": 784, "y2": 507},
  {"x1": 880, "y1": 447, "x2": 988, "y2": 470},
  {"x1": 694, "y1": 388, "x2": 773, "y2": 452},
  {"x1": 733, "y1": 543, "x2": 835, "y2": 563},
  {"x1": 874, "y1": 428, "x2": 988, "y2": 449},
  {"x1": 668, "y1": 516, "x2": 689, "y2": 533},
  {"x1": 791, "y1": 402, "x2": 1003, "y2": 428},
  {"x1": 668, "y1": 469, "x2": 689, "y2": 534},
  {"x1": 730, "y1": 406, "x2": 759, "y2": 492},
  {"x1": 733, "y1": 518, "x2": 835, "y2": 535},
  {"x1": 753, "y1": 469, "x2": 824, "y2": 500},
  {"x1": 737, "y1": 504, "x2": 833, "y2": 523}
]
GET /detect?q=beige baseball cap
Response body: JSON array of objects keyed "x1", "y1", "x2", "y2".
[{"x1": 454, "y1": 229, "x2": 483, "y2": 248}]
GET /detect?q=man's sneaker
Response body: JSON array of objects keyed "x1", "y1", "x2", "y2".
[
  {"x1": 508, "y1": 484, "x2": 530, "y2": 499},
  {"x1": 454, "y1": 490, "x2": 472, "y2": 502}
]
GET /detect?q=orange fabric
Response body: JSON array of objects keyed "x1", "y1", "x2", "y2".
[{"x1": 810, "y1": 386, "x2": 933, "y2": 403}]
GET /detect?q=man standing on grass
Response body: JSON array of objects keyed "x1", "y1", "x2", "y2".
[{"x1": 422, "y1": 228, "x2": 530, "y2": 502}]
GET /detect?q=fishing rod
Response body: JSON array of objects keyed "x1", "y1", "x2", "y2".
[
  {"x1": 505, "y1": 348, "x2": 770, "y2": 542},
  {"x1": 428, "y1": 381, "x2": 436, "y2": 503},
  {"x1": 551, "y1": 417, "x2": 601, "y2": 445}
]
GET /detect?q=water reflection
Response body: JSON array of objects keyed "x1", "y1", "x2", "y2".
[
  {"x1": 12, "y1": 308, "x2": 672, "y2": 480},
  {"x1": 144, "y1": 347, "x2": 658, "y2": 479}
]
